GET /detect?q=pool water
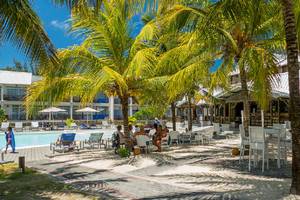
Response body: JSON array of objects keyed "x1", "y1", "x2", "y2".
[{"x1": 0, "y1": 129, "x2": 113, "y2": 149}]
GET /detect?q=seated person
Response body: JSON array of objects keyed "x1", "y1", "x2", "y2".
[
  {"x1": 112, "y1": 125, "x2": 126, "y2": 153},
  {"x1": 153, "y1": 125, "x2": 168, "y2": 152},
  {"x1": 134, "y1": 125, "x2": 146, "y2": 137}
]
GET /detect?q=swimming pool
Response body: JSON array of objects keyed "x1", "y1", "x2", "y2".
[{"x1": 0, "y1": 129, "x2": 113, "y2": 149}]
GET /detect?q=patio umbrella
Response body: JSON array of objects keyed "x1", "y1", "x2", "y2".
[
  {"x1": 39, "y1": 107, "x2": 67, "y2": 126},
  {"x1": 75, "y1": 107, "x2": 102, "y2": 125}
]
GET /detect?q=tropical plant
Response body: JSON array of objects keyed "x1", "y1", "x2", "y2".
[
  {"x1": 26, "y1": 0, "x2": 157, "y2": 137},
  {"x1": 0, "y1": 0, "x2": 57, "y2": 65},
  {"x1": 156, "y1": 1, "x2": 285, "y2": 131},
  {"x1": 0, "y1": 108, "x2": 6, "y2": 123},
  {"x1": 281, "y1": 0, "x2": 300, "y2": 194},
  {"x1": 128, "y1": 116, "x2": 137, "y2": 125},
  {"x1": 117, "y1": 147, "x2": 131, "y2": 158},
  {"x1": 65, "y1": 118, "x2": 74, "y2": 128}
]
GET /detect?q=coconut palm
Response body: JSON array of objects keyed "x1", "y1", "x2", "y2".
[
  {"x1": 26, "y1": 0, "x2": 157, "y2": 137},
  {"x1": 0, "y1": 0, "x2": 57, "y2": 65},
  {"x1": 156, "y1": 1, "x2": 285, "y2": 131},
  {"x1": 281, "y1": 0, "x2": 300, "y2": 194}
]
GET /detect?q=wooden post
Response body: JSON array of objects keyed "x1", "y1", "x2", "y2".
[
  {"x1": 277, "y1": 99, "x2": 280, "y2": 123},
  {"x1": 19, "y1": 156, "x2": 25, "y2": 173}
]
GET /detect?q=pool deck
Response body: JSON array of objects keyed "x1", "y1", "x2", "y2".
[{"x1": 1, "y1": 146, "x2": 51, "y2": 163}]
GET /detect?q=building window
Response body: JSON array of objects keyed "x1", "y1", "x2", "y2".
[{"x1": 4, "y1": 87, "x2": 26, "y2": 101}]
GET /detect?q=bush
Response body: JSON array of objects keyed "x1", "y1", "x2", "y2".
[
  {"x1": 128, "y1": 116, "x2": 137, "y2": 125},
  {"x1": 65, "y1": 118, "x2": 74, "y2": 128},
  {"x1": 0, "y1": 108, "x2": 6, "y2": 123},
  {"x1": 117, "y1": 147, "x2": 130, "y2": 158}
]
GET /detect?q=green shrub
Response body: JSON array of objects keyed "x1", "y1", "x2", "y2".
[
  {"x1": 65, "y1": 118, "x2": 74, "y2": 128},
  {"x1": 117, "y1": 147, "x2": 130, "y2": 158},
  {"x1": 0, "y1": 108, "x2": 6, "y2": 123},
  {"x1": 128, "y1": 116, "x2": 137, "y2": 125}
]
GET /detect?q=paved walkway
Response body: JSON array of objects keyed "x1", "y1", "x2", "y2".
[
  {"x1": 1, "y1": 146, "x2": 51, "y2": 163},
  {"x1": 29, "y1": 158, "x2": 195, "y2": 200}
]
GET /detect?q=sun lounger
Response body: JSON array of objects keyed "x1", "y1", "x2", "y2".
[
  {"x1": 80, "y1": 123, "x2": 90, "y2": 129},
  {"x1": 84, "y1": 133, "x2": 104, "y2": 149},
  {"x1": 70, "y1": 122, "x2": 78, "y2": 129},
  {"x1": 102, "y1": 121, "x2": 111, "y2": 129},
  {"x1": 31, "y1": 121, "x2": 40, "y2": 131},
  {"x1": 1, "y1": 122, "x2": 9, "y2": 131},
  {"x1": 14, "y1": 122, "x2": 23, "y2": 131},
  {"x1": 50, "y1": 133, "x2": 77, "y2": 153}
]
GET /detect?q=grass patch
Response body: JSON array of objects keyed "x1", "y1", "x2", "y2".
[{"x1": 0, "y1": 163, "x2": 100, "y2": 200}]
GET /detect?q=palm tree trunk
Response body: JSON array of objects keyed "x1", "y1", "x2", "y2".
[
  {"x1": 187, "y1": 96, "x2": 193, "y2": 131},
  {"x1": 209, "y1": 105, "x2": 213, "y2": 125},
  {"x1": 120, "y1": 95, "x2": 129, "y2": 137},
  {"x1": 171, "y1": 102, "x2": 176, "y2": 131},
  {"x1": 282, "y1": 0, "x2": 300, "y2": 194},
  {"x1": 239, "y1": 66, "x2": 250, "y2": 132}
]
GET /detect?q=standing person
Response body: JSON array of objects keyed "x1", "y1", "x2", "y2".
[
  {"x1": 154, "y1": 117, "x2": 160, "y2": 127},
  {"x1": 5, "y1": 127, "x2": 16, "y2": 153}
]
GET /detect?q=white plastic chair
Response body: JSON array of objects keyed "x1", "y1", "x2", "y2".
[
  {"x1": 31, "y1": 121, "x2": 39, "y2": 130},
  {"x1": 249, "y1": 126, "x2": 269, "y2": 172},
  {"x1": 181, "y1": 131, "x2": 192, "y2": 144},
  {"x1": 205, "y1": 127, "x2": 214, "y2": 144},
  {"x1": 169, "y1": 131, "x2": 180, "y2": 145},
  {"x1": 284, "y1": 121, "x2": 291, "y2": 130},
  {"x1": 102, "y1": 121, "x2": 111, "y2": 128},
  {"x1": 276, "y1": 125, "x2": 288, "y2": 168},
  {"x1": 221, "y1": 124, "x2": 230, "y2": 132},
  {"x1": 1, "y1": 122, "x2": 9, "y2": 131},
  {"x1": 213, "y1": 123, "x2": 220, "y2": 134},
  {"x1": 136, "y1": 135, "x2": 151, "y2": 153},
  {"x1": 15, "y1": 122, "x2": 23, "y2": 131},
  {"x1": 239, "y1": 124, "x2": 249, "y2": 163}
]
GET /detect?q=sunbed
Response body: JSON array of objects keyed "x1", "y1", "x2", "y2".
[
  {"x1": 14, "y1": 122, "x2": 23, "y2": 131},
  {"x1": 31, "y1": 121, "x2": 40, "y2": 131},
  {"x1": 1, "y1": 122, "x2": 9, "y2": 131},
  {"x1": 50, "y1": 133, "x2": 77, "y2": 153},
  {"x1": 84, "y1": 133, "x2": 104, "y2": 149}
]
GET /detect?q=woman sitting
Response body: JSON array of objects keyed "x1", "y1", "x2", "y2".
[{"x1": 153, "y1": 125, "x2": 168, "y2": 152}]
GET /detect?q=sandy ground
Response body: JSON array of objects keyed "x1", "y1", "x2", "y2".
[{"x1": 43, "y1": 136, "x2": 300, "y2": 200}]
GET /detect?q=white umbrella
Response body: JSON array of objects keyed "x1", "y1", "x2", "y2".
[
  {"x1": 75, "y1": 107, "x2": 102, "y2": 124},
  {"x1": 39, "y1": 107, "x2": 67, "y2": 125}
]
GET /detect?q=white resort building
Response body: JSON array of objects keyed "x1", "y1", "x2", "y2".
[{"x1": 0, "y1": 70, "x2": 139, "y2": 122}]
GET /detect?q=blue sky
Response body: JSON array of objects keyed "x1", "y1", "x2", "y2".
[
  {"x1": 0, "y1": 0, "x2": 84, "y2": 67},
  {"x1": 0, "y1": 1, "x2": 144, "y2": 68}
]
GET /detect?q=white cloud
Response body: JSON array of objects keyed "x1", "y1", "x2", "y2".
[{"x1": 50, "y1": 20, "x2": 70, "y2": 31}]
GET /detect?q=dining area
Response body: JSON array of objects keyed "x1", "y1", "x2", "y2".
[{"x1": 239, "y1": 120, "x2": 292, "y2": 173}]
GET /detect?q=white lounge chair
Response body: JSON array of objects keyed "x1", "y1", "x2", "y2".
[
  {"x1": 1, "y1": 122, "x2": 9, "y2": 131},
  {"x1": 31, "y1": 121, "x2": 40, "y2": 131},
  {"x1": 102, "y1": 121, "x2": 111, "y2": 128},
  {"x1": 14, "y1": 122, "x2": 23, "y2": 131},
  {"x1": 70, "y1": 122, "x2": 78, "y2": 129}
]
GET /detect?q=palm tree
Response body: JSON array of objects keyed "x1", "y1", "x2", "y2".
[
  {"x1": 156, "y1": 1, "x2": 285, "y2": 131},
  {"x1": 0, "y1": 0, "x2": 57, "y2": 65},
  {"x1": 281, "y1": 0, "x2": 300, "y2": 194},
  {"x1": 26, "y1": 0, "x2": 156, "y2": 137}
]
